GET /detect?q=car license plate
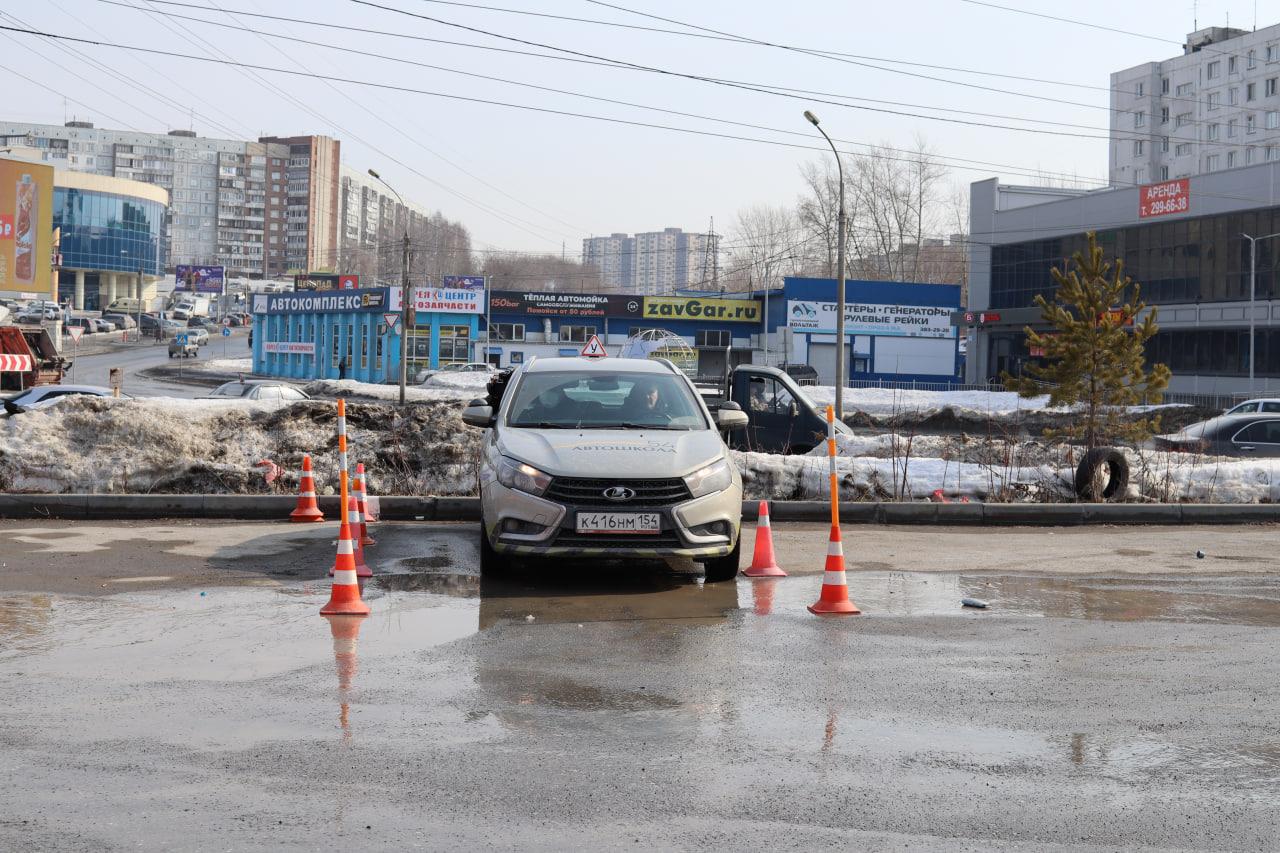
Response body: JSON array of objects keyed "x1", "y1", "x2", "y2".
[{"x1": 575, "y1": 512, "x2": 661, "y2": 534}]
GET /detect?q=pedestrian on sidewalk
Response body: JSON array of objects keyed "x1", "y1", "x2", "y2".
[{"x1": 338, "y1": 359, "x2": 347, "y2": 381}]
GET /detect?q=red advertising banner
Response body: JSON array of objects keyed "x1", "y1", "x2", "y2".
[{"x1": 1139, "y1": 178, "x2": 1190, "y2": 219}]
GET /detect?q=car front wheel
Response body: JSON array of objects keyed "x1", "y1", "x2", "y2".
[
  {"x1": 479, "y1": 523, "x2": 513, "y2": 577},
  {"x1": 701, "y1": 535, "x2": 741, "y2": 582}
]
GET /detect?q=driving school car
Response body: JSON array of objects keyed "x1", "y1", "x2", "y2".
[{"x1": 462, "y1": 356, "x2": 749, "y2": 581}]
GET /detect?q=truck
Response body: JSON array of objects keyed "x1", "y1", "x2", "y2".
[
  {"x1": 0, "y1": 324, "x2": 69, "y2": 391},
  {"x1": 696, "y1": 364, "x2": 851, "y2": 455}
]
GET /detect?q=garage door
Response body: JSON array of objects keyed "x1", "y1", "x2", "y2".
[{"x1": 807, "y1": 342, "x2": 837, "y2": 386}]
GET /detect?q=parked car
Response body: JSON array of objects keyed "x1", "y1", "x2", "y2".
[
  {"x1": 200, "y1": 380, "x2": 310, "y2": 402},
  {"x1": 184, "y1": 327, "x2": 210, "y2": 346},
  {"x1": 1155, "y1": 414, "x2": 1280, "y2": 456},
  {"x1": 1223, "y1": 398, "x2": 1280, "y2": 415},
  {"x1": 105, "y1": 298, "x2": 144, "y2": 314},
  {"x1": 3, "y1": 384, "x2": 125, "y2": 415},
  {"x1": 462, "y1": 356, "x2": 749, "y2": 581},
  {"x1": 416, "y1": 361, "x2": 498, "y2": 384},
  {"x1": 780, "y1": 363, "x2": 820, "y2": 386},
  {"x1": 15, "y1": 307, "x2": 58, "y2": 324},
  {"x1": 101, "y1": 313, "x2": 137, "y2": 330},
  {"x1": 188, "y1": 316, "x2": 216, "y2": 329},
  {"x1": 63, "y1": 317, "x2": 97, "y2": 336},
  {"x1": 168, "y1": 334, "x2": 200, "y2": 358},
  {"x1": 91, "y1": 318, "x2": 115, "y2": 333}
]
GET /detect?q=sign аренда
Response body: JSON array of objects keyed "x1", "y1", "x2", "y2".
[{"x1": 1139, "y1": 178, "x2": 1190, "y2": 219}]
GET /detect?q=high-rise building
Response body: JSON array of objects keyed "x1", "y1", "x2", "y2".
[
  {"x1": 0, "y1": 120, "x2": 338, "y2": 278},
  {"x1": 582, "y1": 227, "x2": 718, "y2": 295},
  {"x1": 338, "y1": 164, "x2": 430, "y2": 284},
  {"x1": 1111, "y1": 24, "x2": 1280, "y2": 186}
]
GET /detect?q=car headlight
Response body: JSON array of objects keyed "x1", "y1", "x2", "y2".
[
  {"x1": 496, "y1": 457, "x2": 551, "y2": 497},
  {"x1": 684, "y1": 458, "x2": 733, "y2": 498}
]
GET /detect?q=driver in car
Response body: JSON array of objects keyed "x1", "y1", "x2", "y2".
[{"x1": 622, "y1": 381, "x2": 664, "y2": 420}]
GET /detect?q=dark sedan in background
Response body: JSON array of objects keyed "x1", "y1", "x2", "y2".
[{"x1": 1156, "y1": 414, "x2": 1280, "y2": 456}]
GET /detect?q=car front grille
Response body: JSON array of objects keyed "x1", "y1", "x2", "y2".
[
  {"x1": 544, "y1": 477, "x2": 692, "y2": 506},
  {"x1": 551, "y1": 531, "x2": 685, "y2": 548}
]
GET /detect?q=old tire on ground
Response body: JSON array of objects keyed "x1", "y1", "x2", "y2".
[
  {"x1": 701, "y1": 534, "x2": 742, "y2": 582},
  {"x1": 1075, "y1": 447, "x2": 1130, "y2": 502}
]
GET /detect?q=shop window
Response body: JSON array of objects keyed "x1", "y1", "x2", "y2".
[
  {"x1": 360, "y1": 324, "x2": 368, "y2": 369},
  {"x1": 439, "y1": 325, "x2": 471, "y2": 362},
  {"x1": 346, "y1": 324, "x2": 354, "y2": 361},
  {"x1": 490, "y1": 322, "x2": 524, "y2": 341},
  {"x1": 559, "y1": 325, "x2": 596, "y2": 343},
  {"x1": 696, "y1": 329, "x2": 731, "y2": 348},
  {"x1": 376, "y1": 333, "x2": 383, "y2": 369},
  {"x1": 332, "y1": 323, "x2": 340, "y2": 367}
]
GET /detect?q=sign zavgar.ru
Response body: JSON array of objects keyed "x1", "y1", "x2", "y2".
[
  {"x1": 787, "y1": 300, "x2": 955, "y2": 338},
  {"x1": 642, "y1": 296, "x2": 760, "y2": 323}
]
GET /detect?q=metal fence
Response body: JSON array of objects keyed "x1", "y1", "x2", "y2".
[{"x1": 844, "y1": 378, "x2": 1000, "y2": 394}]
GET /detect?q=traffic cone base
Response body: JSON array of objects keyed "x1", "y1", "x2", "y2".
[
  {"x1": 743, "y1": 500, "x2": 787, "y2": 578},
  {"x1": 290, "y1": 454, "x2": 324, "y2": 522},
  {"x1": 808, "y1": 525, "x2": 862, "y2": 616}
]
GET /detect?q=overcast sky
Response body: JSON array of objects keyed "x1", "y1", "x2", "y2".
[{"x1": 2, "y1": 0, "x2": 1271, "y2": 255}]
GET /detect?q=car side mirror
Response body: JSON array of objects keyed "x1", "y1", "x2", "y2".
[
  {"x1": 788, "y1": 401, "x2": 799, "y2": 418},
  {"x1": 716, "y1": 400, "x2": 749, "y2": 430},
  {"x1": 462, "y1": 398, "x2": 495, "y2": 428}
]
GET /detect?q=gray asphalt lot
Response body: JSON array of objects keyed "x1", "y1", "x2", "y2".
[{"x1": 1, "y1": 520, "x2": 1278, "y2": 850}]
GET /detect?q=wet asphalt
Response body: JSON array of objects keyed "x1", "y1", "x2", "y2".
[{"x1": 1, "y1": 520, "x2": 1279, "y2": 850}]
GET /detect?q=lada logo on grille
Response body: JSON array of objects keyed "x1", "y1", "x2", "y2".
[{"x1": 603, "y1": 486, "x2": 636, "y2": 501}]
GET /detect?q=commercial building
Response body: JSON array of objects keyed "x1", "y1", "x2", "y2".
[
  {"x1": 0, "y1": 121, "x2": 337, "y2": 278},
  {"x1": 967, "y1": 163, "x2": 1280, "y2": 394},
  {"x1": 251, "y1": 280, "x2": 484, "y2": 382},
  {"x1": 0, "y1": 152, "x2": 166, "y2": 309},
  {"x1": 481, "y1": 291, "x2": 758, "y2": 376},
  {"x1": 582, "y1": 227, "x2": 719, "y2": 294},
  {"x1": 1111, "y1": 23, "x2": 1280, "y2": 187},
  {"x1": 762, "y1": 278, "x2": 962, "y2": 386}
]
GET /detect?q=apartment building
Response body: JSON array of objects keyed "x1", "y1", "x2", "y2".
[
  {"x1": 0, "y1": 120, "x2": 338, "y2": 278},
  {"x1": 1111, "y1": 23, "x2": 1280, "y2": 185},
  {"x1": 582, "y1": 227, "x2": 719, "y2": 295},
  {"x1": 337, "y1": 164, "x2": 432, "y2": 284}
]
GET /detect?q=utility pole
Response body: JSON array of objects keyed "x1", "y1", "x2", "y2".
[
  {"x1": 805, "y1": 110, "x2": 847, "y2": 420},
  {"x1": 369, "y1": 168, "x2": 411, "y2": 404},
  {"x1": 1242, "y1": 230, "x2": 1280, "y2": 397}
]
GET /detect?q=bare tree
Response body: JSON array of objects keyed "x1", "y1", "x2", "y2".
[
  {"x1": 723, "y1": 204, "x2": 806, "y2": 295},
  {"x1": 481, "y1": 252, "x2": 602, "y2": 293}
]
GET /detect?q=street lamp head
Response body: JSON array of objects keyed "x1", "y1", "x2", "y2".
[
  {"x1": 803, "y1": 110, "x2": 820, "y2": 126},
  {"x1": 367, "y1": 168, "x2": 381, "y2": 179}
]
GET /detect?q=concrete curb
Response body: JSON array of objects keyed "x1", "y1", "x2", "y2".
[{"x1": 1, "y1": 495, "x2": 1279, "y2": 524}]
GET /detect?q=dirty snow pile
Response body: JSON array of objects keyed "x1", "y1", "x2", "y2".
[
  {"x1": 193, "y1": 356, "x2": 253, "y2": 373},
  {"x1": 734, "y1": 432, "x2": 1280, "y2": 503},
  {"x1": 302, "y1": 378, "x2": 482, "y2": 403},
  {"x1": 0, "y1": 396, "x2": 481, "y2": 495}
]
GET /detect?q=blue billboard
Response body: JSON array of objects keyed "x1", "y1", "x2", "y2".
[
  {"x1": 175, "y1": 264, "x2": 225, "y2": 294},
  {"x1": 442, "y1": 275, "x2": 485, "y2": 290}
]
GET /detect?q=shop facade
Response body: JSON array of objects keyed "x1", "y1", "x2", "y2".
[{"x1": 763, "y1": 278, "x2": 963, "y2": 385}]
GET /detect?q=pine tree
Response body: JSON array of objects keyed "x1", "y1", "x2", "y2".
[{"x1": 1004, "y1": 231, "x2": 1171, "y2": 449}]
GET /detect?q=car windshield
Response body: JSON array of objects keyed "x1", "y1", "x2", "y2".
[
  {"x1": 507, "y1": 370, "x2": 707, "y2": 430},
  {"x1": 209, "y1": 383, "x2": 256, "y2": 397}
]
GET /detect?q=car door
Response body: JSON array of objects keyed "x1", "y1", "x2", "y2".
[
  {"x1": 1229, "y1": 420, "x2": 1280, "y2": 456},
  {"x1": 742, "y1": 375, "x2": 801, "y2": 453}
]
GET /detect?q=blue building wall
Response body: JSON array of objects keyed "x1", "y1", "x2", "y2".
[
  {"x1": 53, "y1": 186, "x2": 166, "y2": 274},
  {"x1": 773, "y1": 278, "x2": 963, "y2": 384},
  {"x1": 250, "y1": 287, "x2": 481, "y2": 383}
]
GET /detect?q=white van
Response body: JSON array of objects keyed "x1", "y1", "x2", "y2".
[{"x1": 106, "y1": 298, "x2": 143, "y2": 314}]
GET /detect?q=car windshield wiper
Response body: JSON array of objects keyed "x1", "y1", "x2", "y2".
[{"x1": 512, "y1": 421, "x2": 575, "y2": 429}]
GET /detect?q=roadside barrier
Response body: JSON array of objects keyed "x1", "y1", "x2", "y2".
[
  {"x1": 809, "y1": 405, "x2": 861, "y2": 616},
  {"x1": 289, "y1": 454, "x2": 325, "y2": 522},
  {"x1": 354, "y1": 463, "x2": 376, "y2": 546},
  {"x1": 743, "y1": 500, "x2": 786, "y2": 577},
  {"x1": 321, "y1": 399, "x2": 370, "y2": 616}
]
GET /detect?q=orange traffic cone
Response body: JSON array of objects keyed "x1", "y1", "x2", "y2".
[
  {"x1": 320, "y1": 510, "x2": 370, "y2": 616},
  {"x1": 743, "y1": 500, "x2": 786, "y2": 577},
  {"x1": 751, "y1": 577, "x2": 780, "y2": 615},
  {"x1": 354, "y1": 463, "x2": 376, "y2": 546},
  {"x1": 331, "y1": 495, "x2": 373, "y2": 578},
  {"x1": 807, "y1": 524, "x2": 861, "y2": 615},
  {"x1": 289, "y1": 454, "x2": 324, "y2": 522},
  {"x1": 358, "y1": 463, "x2": 378, "y2": 523}
]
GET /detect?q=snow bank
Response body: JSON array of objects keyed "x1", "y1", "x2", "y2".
[
  {"x1": 194, "y1": 357, "x2": 253, "y2": 373},
  {"x1": 803, "y1": 385, "x2": 1052, "y2": 417},
  {"x1": 302, "y1": 378, "x2": 479, "y2": 403},
  {"x1": 0, "y1": 396, "x2": 481, "y2": 495}
]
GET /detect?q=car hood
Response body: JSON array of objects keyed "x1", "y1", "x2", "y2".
[{"x1": 497, "y1": 426, "x2": 729, "y2": 478}]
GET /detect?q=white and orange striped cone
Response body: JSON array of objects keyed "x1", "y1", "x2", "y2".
[
  {"x1": 321, "y1": 399, "x2": 371, "y2": 617},
  {"x1": 743, "y1": 500, "x2": 786, "y2": 577},
  {"x1": 354, "y1": 463, "x2": 376, "y2": 547},
  {"x1": 289, "y1": 454, "x2": 324, "y2": 522},
  {"x1": 331, "y1": 495, "x2": 373, "y2": 578},
  {"x1": 807, "y1": 524, "x2": 862, "y2": 615},
  {"x1": 320, "y1": 519, "x2": 370, "y2": 616},
  {"x1": 359, "y1": 463, "x2": 378, "y2": 523}
]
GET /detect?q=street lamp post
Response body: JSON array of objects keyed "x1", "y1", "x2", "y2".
[
  {"x1": 369, "y1": 169, "x2": 411, "y2": 405},
  {"x1": 1242, "y1": 230, "x2": 1280, "y2": 395},
  {"x1": 804, "y1": 110, "x2": 847, "y2": 421}
]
